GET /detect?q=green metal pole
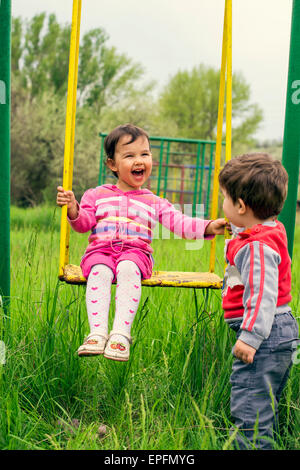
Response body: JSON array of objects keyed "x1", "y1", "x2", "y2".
[
  {"x1": 279, "y1": 0, "x2": 300, "y2": 258},
  {"x1": 157, "y1": 140, "x2": 164, "y2": 195},
  {"x1": 0, "y1": 0, "x2": 11, "y2": 307},
  {"x1": 98, "y1": 135, "x2": 105, "y2": 185},
  {"x1": 193, "y1": 143, "x2": 201, "y2": 216},
  {"x1": 198, "y1": 143, "x2": 206, "y2": 205},
  {"x1": 163, "y1": 141, "x2": 171, "y2": 198},
  {"x1": 206, "y1": 143, "x2": 215, "y2": 218}
]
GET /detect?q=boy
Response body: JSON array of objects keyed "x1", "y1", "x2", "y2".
[{"x1": 219, "y1": 153, "x2": 299, "y2": 450}]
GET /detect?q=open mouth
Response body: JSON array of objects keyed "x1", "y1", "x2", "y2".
[{"x1": 131, "y1": 169, "x2": 144, "y2": 176}]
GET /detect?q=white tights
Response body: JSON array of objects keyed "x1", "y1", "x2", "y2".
[{"x1": 86, "y1": 260, "x2": 142, "y2": 338}]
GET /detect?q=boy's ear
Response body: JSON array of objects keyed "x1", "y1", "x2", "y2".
[{"x1": 237, "y1": 198, "x2": 247, "y2": 215}]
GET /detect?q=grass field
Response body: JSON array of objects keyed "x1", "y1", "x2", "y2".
[{"x1": 0, "y1": 205, "x2": 299, "y2": 450}]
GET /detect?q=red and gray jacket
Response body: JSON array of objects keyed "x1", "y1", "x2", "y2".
[{"x1": 222, "y1": 221, "x2": 292, "y2": 349}]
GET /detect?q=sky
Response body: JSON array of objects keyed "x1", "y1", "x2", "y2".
[{"x1": 12, "y1": 0, "x2": 294, "y2": 142}]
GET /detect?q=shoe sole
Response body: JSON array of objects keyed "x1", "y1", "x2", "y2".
[
  {"x1": 78, "y1": 350, "x2": 104, "y2": 357},
  {"x1": 103, "y1": 352, "x2": 129, "y2": 362}
]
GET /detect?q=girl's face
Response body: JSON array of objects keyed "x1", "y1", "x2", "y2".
[{"x1": 107, "y1": 134, "x2": 152, "y2": 192}]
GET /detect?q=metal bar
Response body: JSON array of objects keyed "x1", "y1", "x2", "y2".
[
  {"x1": 0, "y1": 0, "x2": 11, "y2": 306},
  {"x1": 206, "y1": 143, "x2": 215, "y2": 217},
  {"x1": 209, "y1": 0, "x2": 229, "y2": 273},
  {"x1": 103, "y1": 145, "x2": 107, "y2": 183},
  {"x1": 156, "y1": 140, "x2": 164, "y2": 195},
  {"x1": 68, "y1": 2, "x2": 81, "y2": 194},
  {"x1": 225, "y1": 0, "x2": 232, "y2": 164},
  {"x1": 279, "y1": 0, "x2": 300, "y2": 258},
  {"x1": 163, "y1": 141, "x2": 171, "y2": 198},
  {"x1": 152, "y1": 161, "x2": 212, "y2": 170},
  {"x1": 164, "y1": 188, "x2": 194, "y2": 195},
  {"x1": 59, "y1": 0, "x2": 82, "y2": 278},
  {"x1": 193, "y1": 143, "x2": 202, "y2": 216},
  {"x1": 198, "y1": 143, "x2": 206, "y2": 205},
  {"x1": 180, "y1": 166, "x2": 185, "y2": 207},
  {"x1": 223, "y1": 0, "x2": 233, "y2": 245},
  {"x1": 98, "y1": 134, "x2": 105, "y2": 185}
]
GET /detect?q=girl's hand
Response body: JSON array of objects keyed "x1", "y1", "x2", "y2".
[
  {"x1": 205, "y1": 218, "x2": 231, "y2": 235},
  {"x1": 56, "y1": 186, "x2": 78, "y2": 220},
  {"x1": 233, "y1": 339, "x2": 256, "y2": 364}
]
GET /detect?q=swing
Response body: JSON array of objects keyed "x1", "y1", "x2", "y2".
[{"x1": 58, "y1": 0, "x2": 232, "y2": 289}]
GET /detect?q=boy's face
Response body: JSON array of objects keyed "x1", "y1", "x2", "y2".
[
  {"x1": 221, "y1": 187, "x2": 246, "y2": 227},
  {"x1": 107, "y1": 134, "x2": 152, "y2": 192}
]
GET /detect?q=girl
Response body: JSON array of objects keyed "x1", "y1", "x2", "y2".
[{"x1": 57, "y1": 124, "x2": 227, "y2": 362}]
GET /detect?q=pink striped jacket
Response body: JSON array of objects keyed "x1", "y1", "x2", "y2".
[{"x1": 69, "y1": 184, "x2": 213, "y2": 256}]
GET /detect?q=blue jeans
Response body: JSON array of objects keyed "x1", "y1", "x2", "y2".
[{"x1": 229, "y1": 312, "x2": 299, "y2": 450}]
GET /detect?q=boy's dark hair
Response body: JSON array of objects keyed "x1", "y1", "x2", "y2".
[
  {"x1": 219, "y1": 153, "x2": 288, "y2": 220},
  {"x1": 104, "y1": 124, "x2": 150, "y2": 178}
]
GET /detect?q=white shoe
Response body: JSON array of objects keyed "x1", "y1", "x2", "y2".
[
  {"x1": 103, "y1": 330, "x2": 132, "y2": 362},
  {"x1": 77, "y1": 332, "x2": 108, "y2": 357}
]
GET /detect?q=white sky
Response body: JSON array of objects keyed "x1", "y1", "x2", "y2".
[{"x1": 12, "y1": 0, "x2": 293, "y2": 142}]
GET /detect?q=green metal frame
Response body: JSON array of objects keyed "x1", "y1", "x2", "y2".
[
  {"x1": 98, "y1": 133, "x2": 223, "y2": 217},
  {"x1": 279, "y1": 0, "x2": 300, "y2": 258},
  {"x1": 0, "y1": 0, "x2": 11, "y2": 307}
]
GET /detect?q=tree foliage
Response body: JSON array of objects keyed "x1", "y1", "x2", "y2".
[
  {"x1": 12, "y1": 13, "x2": 146, "y2": 109},
  {"x1": 159, "y1": 64, "x2": 263, "y2": 145}
]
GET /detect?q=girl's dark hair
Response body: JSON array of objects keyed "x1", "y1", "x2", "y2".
[
  {"x1": 104, "y1": 124, "x2": 150, "y2": 178},
  {"x1": 219, "y1": 153, "x2": 288, "y2": 220}
]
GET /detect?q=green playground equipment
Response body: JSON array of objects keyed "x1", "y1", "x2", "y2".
[
  {"x1": 98, "y1": 133, "x2": 225, "y2": 218},
  {"x1": 279, "y1": 0, "x2": 300, "y2": 258},
  {"x1": 0, "y1": 0, "x2": 11, "y2": 306}
]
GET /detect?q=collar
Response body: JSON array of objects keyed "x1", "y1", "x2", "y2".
[{"x1": 237, "y1": 220, "x2": 277, "y2": 238}]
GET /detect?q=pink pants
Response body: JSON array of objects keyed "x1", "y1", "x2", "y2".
[{"x1": 81, "y1": 243, "x2": 153, "y2": 281}]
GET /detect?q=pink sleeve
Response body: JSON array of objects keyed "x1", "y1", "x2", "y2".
[
  {"x1": 68, "y1": 188, "x2": 97, "y2": 233},
  {"x1": 157, "y1": 197, "x2": 214, "y2": 240}
]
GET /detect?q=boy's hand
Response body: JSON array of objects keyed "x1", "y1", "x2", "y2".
[
  {"x1": 205, "y1": 218, "x2": 231, "y2": 235},
  {"x1": 56, "y1": 186, "x2": 78, "y2": 220},
  {"x1": 233, "y1": 339, "x2": 256, "y2": 364}
]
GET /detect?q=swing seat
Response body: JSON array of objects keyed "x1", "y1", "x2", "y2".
[{"x1": 60, "y1": 264, "x2": 223, "y2": 289}]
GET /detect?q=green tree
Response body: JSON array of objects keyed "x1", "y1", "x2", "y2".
[
  {"x1": 159, "y1": 64, "x2": 263, "y2": 145},
  {"x1": 12, "y1": 13, "x2": 148, "y2": 110},
  {"x1": 11, "y1": 76, "x2": 66, "y2": 206},
  {"x1": 12, "y1": 14, "x2": 70, "y2": 97},
  {"x1": 78, "y1": 29, "x2": 146, "y2": 113}
]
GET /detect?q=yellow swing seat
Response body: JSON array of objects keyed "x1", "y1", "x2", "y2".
[
  {"x1": 58, "y1": 0, "x2": 232, "y2": 290},
  {"x1": 60, "y1": 264, "x2": 223, "y2": 289}
]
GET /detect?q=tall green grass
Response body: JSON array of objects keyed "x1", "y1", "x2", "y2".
[{"x1": 0, "y1": 205, "x2": 299, "y2": 450}]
